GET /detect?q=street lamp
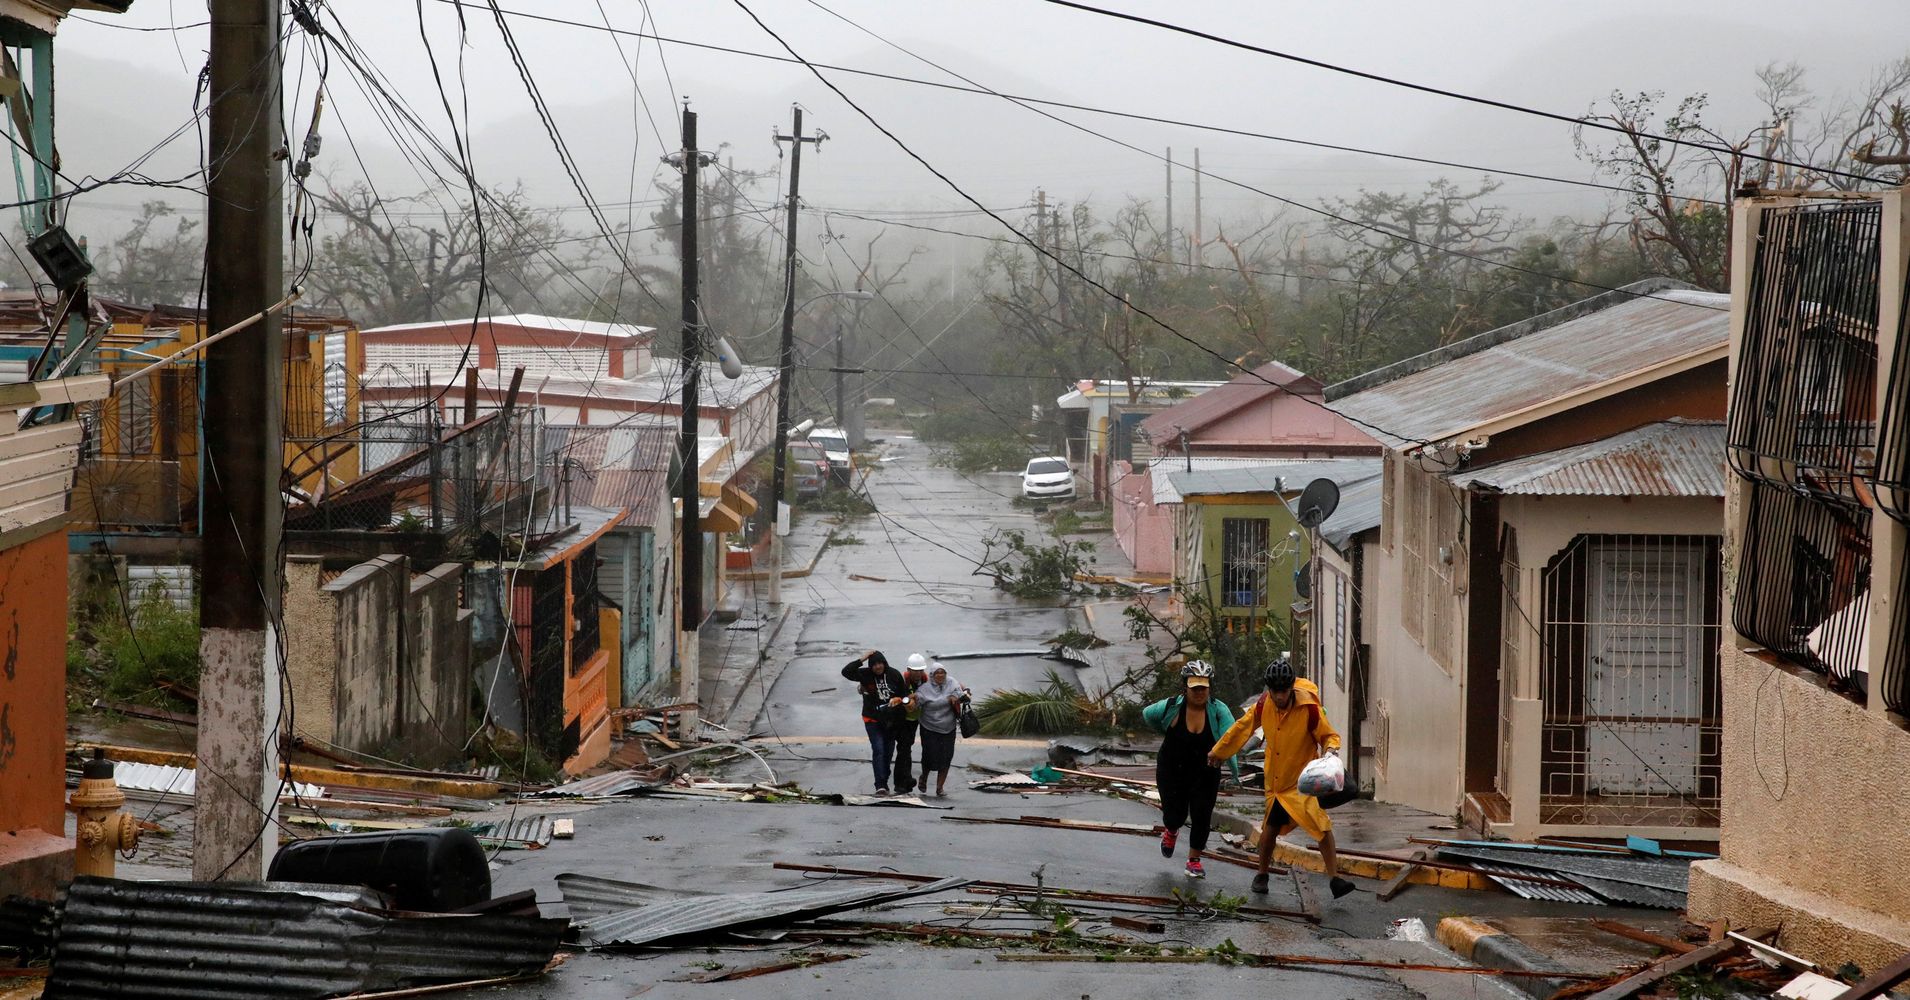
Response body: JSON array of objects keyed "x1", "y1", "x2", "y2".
[{"x1": 768, "y1": 288, "x2": 876, "y2": 606}]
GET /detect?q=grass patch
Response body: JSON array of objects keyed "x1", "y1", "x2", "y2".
[
  {"x1": 825, "y1": 533, "x2": 864, "y2": 548},
  {"x1": 69, "y1": 584, "x2": 201, "y2": 711}
]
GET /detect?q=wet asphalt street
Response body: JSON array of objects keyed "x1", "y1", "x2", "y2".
[{"x1": 483, "y1": 435, "x2": 1616, "y2": 999}]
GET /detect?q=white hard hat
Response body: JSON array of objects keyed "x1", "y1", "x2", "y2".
[{"x1": 907, "y1": 653, "x2": 929, "y2": 670}]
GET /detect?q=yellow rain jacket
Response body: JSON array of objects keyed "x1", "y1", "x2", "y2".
[{"x1": 1211, "y1": 678, "x2": 1342, "y2": 841}]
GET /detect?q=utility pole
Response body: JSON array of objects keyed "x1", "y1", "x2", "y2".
[
  {"x1": 1193, "y1": 147, "x2": 1203, "y2": 268},
  {"x1": 844, "y1": 278, "x2": 869, "y2": 449},
  {"x1": 1034, "y1": 188, "x2": 1048, "y2": 298},
  {"x1": 196, "y1": 0, "x2": 284, "y2": 880},
  {"x1": 767, "y1": 107, "x2": 825, "y2": 606},
  {"x1": 833, "y1": 316, "x2": 846, "y2": 429},
  {"x1": 1164, "y1": 147, "x2": 1174, "y2": 267},
  {"x1": 672, "y1": 107, "x2": 712, "y2": 716}
]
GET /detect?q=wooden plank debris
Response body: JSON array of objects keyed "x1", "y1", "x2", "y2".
[
  {"x1": 1377, "y1": 848, "x2": 1431, "y2": 902},
  {"x1": 993, "y1": 952, "x2": 1605, "y2": 978},
  {"x1": 1582, "y1": 938, "x2": 1742, "y2": 1000},
  {"x1": 689, "y1": 953, "x2": 855, "y2": 983},
  {"x1": 1831, "y1": 950, "x2": 1910, "y2": 1000},
  {"x1": 1109, "y1": 916, "x2": 1166, "y2": 934}
]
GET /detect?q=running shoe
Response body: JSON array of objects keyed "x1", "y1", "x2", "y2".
[
  {"x1": 1330, "y1": 877, "x2": 1356, "y2": 899},
  {"x1": 1159, "y1": 828, "x2": 1178, "y2": 858},
  {"x1": 1249, "y1": 872, "x2": 1270, "y2": 895},
  {"x1": 873, "y1": 786, "x2": 890, "y2": 797},
  {"x1": 1184, "y1": 858, "x2": 1205, "y2": 879}
]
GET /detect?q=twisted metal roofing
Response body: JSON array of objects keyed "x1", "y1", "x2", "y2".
[{"x1": 569, "y1": 876, "x2": 971, "y2": 949}]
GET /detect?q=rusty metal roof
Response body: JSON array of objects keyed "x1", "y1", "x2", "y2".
[
  {"x1": 1450, "y1": 420, "x2": 1726, "y2": 497},
  {"x1": 1326, "y1": 281, "x2": 1729, "y2": 449}
]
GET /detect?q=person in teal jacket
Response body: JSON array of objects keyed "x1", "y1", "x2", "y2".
[{"x1": 1139, "y1": 660, "x2": 1239, "y2": 878}]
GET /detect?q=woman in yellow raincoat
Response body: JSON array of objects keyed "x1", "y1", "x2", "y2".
[{"x1": 1208, "y1": 656, "x2": 1355, "y2": 899}]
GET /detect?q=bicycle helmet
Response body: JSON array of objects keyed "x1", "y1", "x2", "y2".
[
  {"x1": 1180, "y1": 659, "x2": 1214, "y2": 690},
  {"x1": 1263, "y1": 655, "x2": 1296, "y2": 692}
]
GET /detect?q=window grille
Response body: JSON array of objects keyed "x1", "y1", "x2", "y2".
[
  {"x1": 1885, "y1": 550, "x2": 1908, "y2": 715},
  {"x1": 1873, "y1": 266, "x2": 1910, "y2": 524},
  {"x1": 1733, "y1": 481, "x2": 1871, "y2": 685},
  {"x1": 1220, "y1": 517, "x2": 1269, "y2": 607},
  {"x1": 1728, "y1": 201, "x2": 1882, "y2": 502},
  {"x1": 1727, "y1": 201, "x2": 1882, "y2": 690},
  {"x1": 324, "y1": 332, "x2": 349, "y2": 428},
  {"x1": 1539, "y1": 534, "x2": 1721, "y2": 828}
]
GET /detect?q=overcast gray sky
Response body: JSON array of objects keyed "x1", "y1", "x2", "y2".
[{"x1": 50, "y1": 0, "x2": 1910, "y2": 279}]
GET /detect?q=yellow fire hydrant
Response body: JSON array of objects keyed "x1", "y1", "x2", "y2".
[{"x1": 71, "y1": 749, "x2": 139, "y2": 877}]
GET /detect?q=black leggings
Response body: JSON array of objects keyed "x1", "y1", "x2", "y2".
[{"x1": 1158, "y1": 764, "x2": 1222, "y2": 853}]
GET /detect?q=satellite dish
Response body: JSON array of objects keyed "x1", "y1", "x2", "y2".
[
  {"x1": 1296, "y1": 477, "x2": 1340, "y2": 529},
  {"x1": 1295, "y1": 560, "x2": 1312, "y2": 599}
]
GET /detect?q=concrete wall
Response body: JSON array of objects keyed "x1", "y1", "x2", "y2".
[
  {"x1": 404, "y1": 562, "x2": 472, "y2": 754},
  {"x1": 1110, "y1": 462, "x2": 1174, "y2": 577},
  {"x1": 284, "y1": 557, "x2": 340, "y2": 744},
  {"x1": 1687, "y1": 648, "x2": 1910, "y2": 973},
  {"x1": 1366, "y1": 502, "x2": 1467, "y2": 816},
  {"x1": 284, "y1": 554, "x2": 473, "y2": 765}
]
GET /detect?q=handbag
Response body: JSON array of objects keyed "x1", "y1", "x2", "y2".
[{"x1": 958, "y1": 696, "x2": 980, "y2": 738}]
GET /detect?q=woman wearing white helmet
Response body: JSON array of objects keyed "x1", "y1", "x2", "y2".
[{"x1": 1139, "y1": 659, "x2": 1240, "y2": 879}]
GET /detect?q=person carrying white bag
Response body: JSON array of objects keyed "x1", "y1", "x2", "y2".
[{"x1": 1207, "y1": 655, "x2": 1357, "y2": 901}]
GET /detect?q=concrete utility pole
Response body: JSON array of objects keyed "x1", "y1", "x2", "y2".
[
  {"x1": 673, "y1": 107, "x2": 713, "y2": 710},
  {"x1": 196, "y1": 0, "x2": 285, "y2": 880},
  {"x1": 1193, "y1": 147, "x2": 1203, "y2": 268},
  {"x1": 844, "y1": 278, "x2": 870, "y2": 449},
  {"x1": 768, "y1": 107, "x2": 825, "y2": 606},
  {"x1": 1164, "y1": 147, "x2": 1174, "y2": 266},
  {"x1": 1034, "y1": 188, "x2": 1048, "y2": 298}
]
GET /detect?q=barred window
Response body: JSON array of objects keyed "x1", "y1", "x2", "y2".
[{"x1": 1220, "y1": 517, "x2": 1269, "y2": 608}]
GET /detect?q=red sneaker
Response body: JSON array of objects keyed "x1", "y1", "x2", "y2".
[
  {"x1": 1185, "y1": 858, "x2": 1206, "y2": 879},
  {"x1": 1160, "y1": 829, "x2": 1178, "y2": 858}
]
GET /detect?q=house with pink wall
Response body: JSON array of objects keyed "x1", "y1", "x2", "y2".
[{"x1": 1111, "y1": 362, "x2": 1381, "y2": 575}]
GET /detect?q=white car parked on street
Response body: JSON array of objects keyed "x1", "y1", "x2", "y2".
[
  {"x1": 808, "y1": 428, "x2": 853, "y2": 485},
  {"x1": 1021, "y1": 456, "x2": 1075, "y2": 500}
]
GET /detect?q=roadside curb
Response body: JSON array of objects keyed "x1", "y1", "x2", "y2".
[
  {"x1": 732, "y1": 525, "x2": 838, "y2": 582},
  {"x1": 1436, "y1": 917, "x2": 1581, "y2": 999},
  {"x1": 1206, "y1": 807, "x2": 1497, "y2": 890},
  {"x1": 710, "y1": 605, "x2": 796, "y2": 730}
]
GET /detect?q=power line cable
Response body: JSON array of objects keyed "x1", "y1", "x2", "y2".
[{"x1": 1031, "y1": 0, "x2": 1871, "y2": 184}]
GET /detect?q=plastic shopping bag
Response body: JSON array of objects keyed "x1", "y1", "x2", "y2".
[{"x1": 1297, "y1": 754, "x2": 1345, "y2": 797}]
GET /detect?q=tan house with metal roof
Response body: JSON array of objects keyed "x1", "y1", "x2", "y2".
[{"x1": 1325, "y1": 279, "x2": 1733, "y2": 841}]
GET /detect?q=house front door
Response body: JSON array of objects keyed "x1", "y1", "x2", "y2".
[{"x1": 1585, "y1": 542, "x2": 1704, "y2": 796}]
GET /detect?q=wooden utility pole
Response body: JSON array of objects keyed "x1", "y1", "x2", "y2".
[
  {"x1": 674, "y1": 107, "x2": 712, "y2": 700},
  {"x1": 768, "y1": 107, "x2": 825, "y2": 606},
  {"x1": 1034, "y1": 188, "x2": 1048, "y2": 298},
  {"x1": 196, "y1": 0, "x2": 285, "y2": 880}
]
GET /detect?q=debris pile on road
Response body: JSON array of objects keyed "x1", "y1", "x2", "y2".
[
  {"x1": 1423, "y1": 838, "x2": 1702, "y2": 909},
  {"x1": 1549, "y1": 925, "x2": 1907, "y2": 1000}
]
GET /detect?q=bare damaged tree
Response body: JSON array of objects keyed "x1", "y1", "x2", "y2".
[
  {"x1": 1767, "y1": 58, "x2": 1910, "y2": 186},
  {"x1": 309, "y1": 179, "x2": 590, "y2": 325},
  {"x1": 1575, "y1": 91, "x2": 1748, "y2": 292}
]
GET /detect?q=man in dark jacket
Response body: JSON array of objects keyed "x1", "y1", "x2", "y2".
[{"x1": 842, "y1": 650, "x2": 911, "y2": 795}]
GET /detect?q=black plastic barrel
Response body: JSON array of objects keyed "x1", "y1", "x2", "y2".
[{"x1": 268, "y1": 828, "x2": 490, "y2": 912}]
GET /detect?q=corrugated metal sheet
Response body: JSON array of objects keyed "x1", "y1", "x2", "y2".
[
  {"x1": 1320, "y1": 474, "x2": 1385, "y2": 549},
  {"x1": 1328, "y1": 282, "x2": 1730, "y2": 448},
  {"x1": 1450, "y1": 420, "x2": 1726, "y2": 497},
  {"x1": 555, "y1": 874, "x2": 713, "y2": 922},
  {"x1": 476, "y1": 815, "x2": 554, "y2": 848},
  {"x1": 572, "y1": 876, "x2": 972, "y2": 949},
  {"x1": 43, "y1": 877, "x2": 565, "y2": 999},
  {"x1": 1158, "y1": 458, "x2": 1381, "y2": 504},
  {"x1": 1436, "y1": 846, "x2": 1689, "y2": 892},
  {"x1": 1460, "y1": 860, "x2": 1605, "y2": 905},
  {"x1": 530, "y1": 769, "x2": 668, "y2": 798},
  {"x1": 112, "y1": 762, "x2": 325, "y2": 803},
  {"x1": 1566, "y1": 874, "x2": 1688, "y2": 910}
]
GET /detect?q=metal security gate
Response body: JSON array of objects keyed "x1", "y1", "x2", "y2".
[
  {"x1": 1584, "y1": 542, "x2": 1706, "y2": 795},
  {"x1": 1540, "y1": 535, "x2": 1722, "y2": 827},
  {"x1": 602, "y1": 531, "x2": 657, "y2": 703},
  {"x1": 1220, "y1": 517, "x2": 1270, "y2": 607}
]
